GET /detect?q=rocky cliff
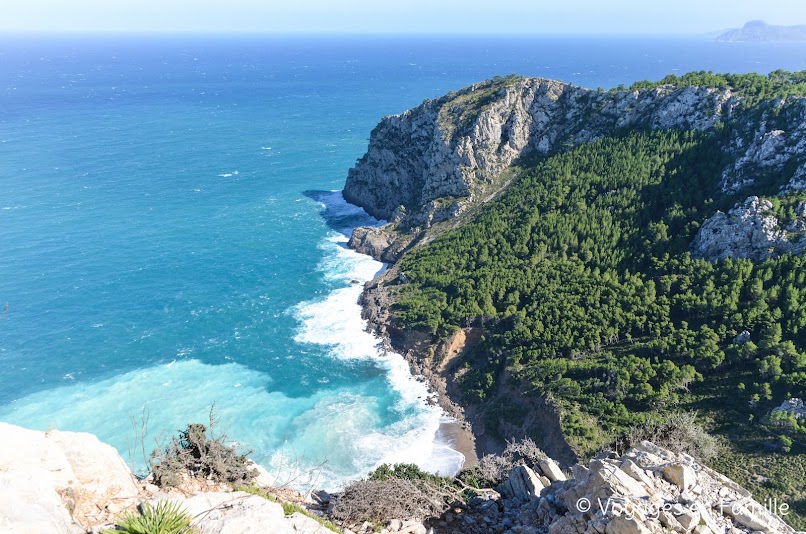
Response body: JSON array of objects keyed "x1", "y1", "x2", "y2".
[
  {"x1": 344, "y1": 76, "x2": 739, "y2": 224},
  {"x1": 343, "y1": 76, "x2": 806, "y2": 262}
]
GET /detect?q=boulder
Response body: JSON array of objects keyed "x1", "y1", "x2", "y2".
[
  {"x1": 604, "y1": 516, "x2": 651, "y2": 534},
  {"x1": 538, "y1": 458, "x2": 567, "y2": 482},
  {"x1": 721, "y1": 500, "x2": 772, "y2": 532},
  {"x1": 660, "y1": 463, "x2": 697, "y2": 492},
  {"x1": 496, "y1": 465, "x2": 545, "y2": 501}
]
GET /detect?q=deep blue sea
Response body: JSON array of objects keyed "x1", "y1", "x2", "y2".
[{"x1": 1, "y1": 34, "x2": 805, "y2": 489}]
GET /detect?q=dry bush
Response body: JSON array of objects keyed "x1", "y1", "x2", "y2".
[
  {"x1": 150, "y1": 408, "x2": 257, "y2": 487},
  {"x1": 458, "y1": 437, "x2": 547, "y2": 488},
  {"x1": 330, "y1": 478, "x2": 455, "y2": 526},
  {"x1": 625, "y1": 412, "x2": 721, "y2": 462}
]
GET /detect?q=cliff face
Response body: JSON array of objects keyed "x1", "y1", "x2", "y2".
[
  {"x1": 343, "y1": 76, "x2": 806, "y2": 263},
  {"x1": 343, "y1": 77, "x2": 742, "y2": 226}
]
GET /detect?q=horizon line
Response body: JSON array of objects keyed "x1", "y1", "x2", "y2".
[{"x1": 0, "y1": 29, "x2": 717, "y2": 38}]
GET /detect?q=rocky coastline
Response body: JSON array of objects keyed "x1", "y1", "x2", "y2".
[{"x1": 342, "y1": 73, "x2": 806, "y2": 471}]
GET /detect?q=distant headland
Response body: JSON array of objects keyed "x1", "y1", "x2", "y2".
[{"x1": 718, "y1": 20, "x2": 806, "y2": 42}]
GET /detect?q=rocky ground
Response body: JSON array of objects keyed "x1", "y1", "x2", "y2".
[
  {"x1": 2, "y1": 421, "x2": 795, "y2": 533},
  {"x1": 341, "y1": 442, "x2": 796, "y2": 534},
  {"x1": 692, "y1": 196, "x2": 806, "y2": 261}
]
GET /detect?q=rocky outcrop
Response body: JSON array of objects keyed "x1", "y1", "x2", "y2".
[
  {"x1": 344, "y1": 77, "x2": 744, "y2": 226},
  {"x1": 691, "y1": 196, "x2": 806, "y2": 261},
  {"x1": 0, "y1": 421, "x2": 139, "y2": 533},
  {"x1": 770, "y1": 398, "x2": 806, "y2": 421},
  {"x1": 344, "y1": 76, "x2": 806, "y2": 263},
  {"x1": 0, "y1": 422, "x2": 333, "y2": 534},
  {"x1": 720, "y1": 102, "x2": 806, "y2": 193},
  {"x1": 426, "y1": 441, "x2": 795, "y2": 534},
  {"x1": 348, "y1": 225, "x2": 416, "y2": 263}
]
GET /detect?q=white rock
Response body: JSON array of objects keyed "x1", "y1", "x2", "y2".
[
  {"x1": 721, "y1": 500, "x2": 772, "y2": 532},
  {"x1": 157, "y1": 491, "x2": 328, "y2": 534},
  {"x1": 619, "y1": 459, "x2": 656, "y2": 490},
  {"x1": 539, "y1": 458, "x2": 567, "y2": 482},
  {"x1": 0, "y1": 422, "x2": 139, "y2": 532},
  {"x1": 496, "y1": 465, "x2": 545, "y2": 501},
  {"x1": 660, "y1": 463, "x2": 697, "y2": 492},
  {"x1": 604, "y1": 516, "x2": 651, "y2": 534},
  {"x1": 692, "y1": 196, "x2": 805, "y2": 262}
]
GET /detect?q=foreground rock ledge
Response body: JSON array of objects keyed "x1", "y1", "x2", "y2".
[
  {"x1": 0, "y1": 422, "x2": 326, "y2": 534},
  {"x1": 0, "y1": 422, "x2": 796, "y2": 533}
]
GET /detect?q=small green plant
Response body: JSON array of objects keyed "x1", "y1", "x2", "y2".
[{"x1": 103, "y1": 500, "x2": 194, "y2": 534}]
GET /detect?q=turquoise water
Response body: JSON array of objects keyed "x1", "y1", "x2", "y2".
[{"x1": 1, "y1": 34, "x2": 806, "y2": 489}]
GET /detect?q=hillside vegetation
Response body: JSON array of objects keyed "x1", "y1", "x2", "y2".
[{"x1": 375, "y1": 73, "x2": 806, "y2": 527}]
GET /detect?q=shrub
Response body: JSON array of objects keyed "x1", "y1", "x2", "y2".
[
  {"x1": 330, "y1": 462, "x2": 468, "y2": 526},
  {"x1": 625, "y1": 412, "x2": 721, "y2": 462},
  {"x1": 150, "y1": 420, "x2": 257, "y2": 487},
  {"x1": 330, "y1": 478, "x2": 455, "y2": 526},
  {"x1": 103, "y1": 500, "x2": 194, "y2": 534}
]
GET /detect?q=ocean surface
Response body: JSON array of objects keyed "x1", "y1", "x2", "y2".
[{"x1": 1, "y1": 34, "x2": 805, "y2": 489}]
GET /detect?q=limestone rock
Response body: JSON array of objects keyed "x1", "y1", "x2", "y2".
[
  {"x1": 604, "y1": 516, "x2": 651, "y2": 534},
  {"x1": 156, "y1": 491, "x2": 328, "y2": 534},
  {"x1": 343, "y1": 76, "x2": 806, "y2": 254},
  {"x1": 347, "y1": 225, "x2": 414, "y2": 263},
  {"x1": 538, "y1": 458, "x2": 567, "y2": 482},
  {"x1": 343, "y1": 77, "x2": 744, "y2": 231},
  {"x1": 692, "y1": 196, "x2": 806, "y2": 261},
  {"x1": 720, "y1": 497, "x2": 791, "y2": 533},
  {"x1": 496, "y1": 465, "x2": 545, "y2": 501},
  {"x1": 660, "y1": 463, "x2": 697, "y2": 492},
  {"x1": 0, "y1": 422, "x2": 139, "y2": 533},
  {"x1": 770, "y1": 397, "x2": 806, "y2": 421}
]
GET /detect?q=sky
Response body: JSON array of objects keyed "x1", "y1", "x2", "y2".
[{"x1": 2, "y1": 0, "x2": 806, "y2": 34}]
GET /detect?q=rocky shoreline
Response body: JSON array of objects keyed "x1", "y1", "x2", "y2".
[
  {"x1": 356, "y1": 263, "x2": 481, "y2": 467},
  {"x1": 353, "y1": 241, "x2": 577, "y2": 470}
]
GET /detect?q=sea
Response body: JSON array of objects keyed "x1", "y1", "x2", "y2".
[{"x1": 1, "y1": 34, "x2": 805, "y2": 490}]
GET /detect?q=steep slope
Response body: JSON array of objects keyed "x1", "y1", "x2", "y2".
[
  {"x1": 342, "y1": 71, "x2": 806, "y2": 529},
  {"x1": 344, "y1": 73, "x2": 806, "y2": 262},
  {"x1": 344, "y1": 75, "x2": 740, "y2": 222}
]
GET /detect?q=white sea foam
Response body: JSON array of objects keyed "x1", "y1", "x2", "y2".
[
  {"x1": 314, "y1": 190, "x2": 385, "y2": 225},
  {"x1": 291, "y1": 224, "x2": 465, "y2": 481},
  {"x1": 0, "y1": 191, "x2": 464, "y2": 491}
]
